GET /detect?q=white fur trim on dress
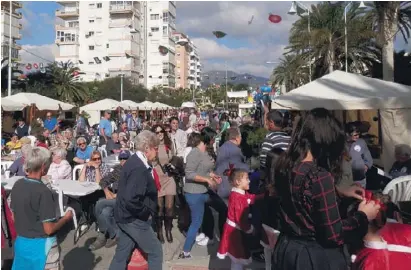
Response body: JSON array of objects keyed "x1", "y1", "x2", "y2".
[
  {"x1": 226, "y1": 219, "x2": 254, "y2": 234},
  {"x1": 231, "y1": 187, "x2": 245, "y2": 194},
  {"x1": 217, "y1": 252, "x2": 252, "y2": 265},
  {"x1": 262, "y1": 224, "x2": 281, "y2": 235},
  {"x1": 364, "y1": 239, "x2": 411, "y2": 253}
]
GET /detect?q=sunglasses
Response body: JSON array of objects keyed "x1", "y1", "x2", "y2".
[
  {"x1": 91, "y1": 157, "x2": 101, "y2": 161},
  {"x1": 119, "y1": 158, "x2": 128, "y2": 161},
  {"x1": 156, "y1": 130, "x2": 164, "y2": 134},
  {"x1": 198, "y1": 123, "x2": 205, "y2": 127},
  {"x1": 78, "y1": 142, "x2": 86, "y2": 146}
]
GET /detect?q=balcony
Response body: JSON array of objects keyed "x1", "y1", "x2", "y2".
[
  {"x1": 56, "y1": 9, "x2": 79, "y2": 18},
  {"x1": 17, "y1": 23, "x2": 22, "y2": 29},
  {"x1": 109, "y1": 4, "x2": 139, "y2": 16},
  {"x1": 14, "y1": 44, "x2": 21, "y2": 50},
  {"x1": 12, "y1": 1, "x2": 23, "y2": 8},
  {"x1": 56, "y1": 24, "x2": 79, "y2": 30},
  {"x1": 55, "y1": 38, "x2": 79, "y2": 45},
  {"x1": 15, "y1": 33, "x2": 21, "y2": 40}
]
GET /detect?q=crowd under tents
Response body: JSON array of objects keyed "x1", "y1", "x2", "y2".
[{"x1": 271, "y1": 70, "x2": 411, "y2": 172}]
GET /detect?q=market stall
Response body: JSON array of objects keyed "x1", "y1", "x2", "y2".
[{"x1": 271, "y1": 70, "x2": 411, "y2": 171}]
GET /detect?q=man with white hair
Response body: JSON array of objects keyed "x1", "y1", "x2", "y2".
[
  {"x1": 9, "y1": 144, "x2": 32, "y2": 177},
  {"x1": 109, "y1": 131, "x2": 163, "y2": 270},
  {"x1": 389, "y1": 144, "x2": 411, "y2": 178},
  {"x1": 11, "y1": 147, "x2": 73, "y2": 270}
]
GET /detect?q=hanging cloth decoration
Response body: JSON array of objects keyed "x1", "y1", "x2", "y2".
[
  {"x1": 72, "y1": 71, "x2": 79, "y2": 77},
  {"x1": 25, "y1": 63, "x2": 32, "y2": 70},
  {"x1": 248, "y1": 15, "x2": 254, "y2": 25},
  {"x1": 268, "y1": 14, "x2": 282, "y2": 24},
  {"x1": 212, "y1": 31, "x2": 227, "y2": 39},
  {"x1": 33, "y1": 63, "x2": 39, "y2": 69},
  {"x1": 230, "y1": 76, "x2": 237, "y2": 80},
  {"x1": 39, "y1": 63, "x2": 46, "y2": 74},
  {"x1": 158, "y1": 45, "x2": 169, "y2": 56}
]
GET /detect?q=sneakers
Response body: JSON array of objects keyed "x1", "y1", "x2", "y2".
[
  {"x1": 178, "y1": 252, "x2": 192, "y2": 259},
  {"x1": 105, "y1": 237, "x2": 117, "y2": 248},
  {"x1": 195, "y1": 233, "x2": 206, "y2": 242},
  {"x1": 197, "y1": 236, "x2": 215, "y2": 246},
  {"x1": 88, "y1": 233, "x2": 107, "y2": 251}
]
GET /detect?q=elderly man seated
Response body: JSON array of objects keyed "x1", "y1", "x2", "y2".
[
  {"x1": 73, "y1": 137, "x2": 94, "y2": 164},
  {"x1": 106, "y1": 133, "x2": 122, "y2": 156},
  {"x1": 9, "y1": 145, "x2": 32, "y2": 177},
  {"x1": 389, "y1": 144, "x2": 411, "y2": 179}
]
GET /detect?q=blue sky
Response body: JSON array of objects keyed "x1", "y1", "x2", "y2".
[{"x1": 20, "y1": 1, "x2": 410, "y2": 77}]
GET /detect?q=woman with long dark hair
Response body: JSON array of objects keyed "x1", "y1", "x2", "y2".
[
  {"x1": 273, "y1": 108, "x2": 380, "y2": 270},
  {"x1": 151, "y1": 124, "x2": 176, "y2": 243}
]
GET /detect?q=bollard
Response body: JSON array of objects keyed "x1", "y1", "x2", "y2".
[{"x1": 127, "y1": 248, "x2": 148, "y2": 270}]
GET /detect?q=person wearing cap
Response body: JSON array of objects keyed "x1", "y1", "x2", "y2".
[
  {"x1": 99, "y1": 110, "x2": 113, "y2": 146},
  {"x1": 89, "y1": 150, "x2": 130, "y2": 251}
]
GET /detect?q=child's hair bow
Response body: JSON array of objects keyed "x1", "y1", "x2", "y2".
[
  {"x1": 224, "y1": 163, "x2": 235, "y2": 177},
  {"x1": 364, "y1": 190, "x2": 387, "y2": 211}
]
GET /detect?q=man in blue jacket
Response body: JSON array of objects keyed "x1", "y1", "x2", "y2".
[{"x1": 109, "y1": 131, "x2": 162, "y2": 270}]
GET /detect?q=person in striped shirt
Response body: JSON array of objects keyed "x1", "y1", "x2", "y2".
[{"x1": 259, "y1": 110, "x2": 291, "y2": 169}]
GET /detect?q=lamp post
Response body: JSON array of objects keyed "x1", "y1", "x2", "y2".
[
  {"x1": 120, "y1": 74, "x2": 124, "y2": 101},
  {"x1": 344, "y1": 1, "x2": 366, "y2": 72},
  {"x1": 288, "y1": 1, "x2": 311, "y2": 81},
  {"x1": 8, "y1": 1, "x2": 12, "y2": 96}
]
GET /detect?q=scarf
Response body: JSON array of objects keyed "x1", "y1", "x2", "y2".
[{"x1": 152, "y1": 167, "x2": 161, "y2": 191}]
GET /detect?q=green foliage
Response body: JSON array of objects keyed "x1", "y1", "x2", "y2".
[{"x1": 247, "y1": 127, "x2": 268, "y2": 147}]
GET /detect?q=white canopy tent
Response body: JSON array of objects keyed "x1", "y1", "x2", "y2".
[
  {"x1": 153, "y1": 102, "x2": 171, "y2": 110},
  {"x1": 120, "y1": 100, "x2": 141, "y2": 110},
  {"x1": 271, "y1": 71, "x2": 411, "y2": 172},
  {"x1": 1, "y1": 98, "x2": 27, "y2": 111},
  {"x1": 227, "y1": 91, "x2": 248, "y2": 98},
  {"x1": 138, "y1": 101, "x2": 156, "y2": 110},
  {"x1": 181, "y1": 101, "x2": 196, "y2": 109},
  {"x1": 80, "y1": 98, "x2": 121, "y2": 126},
  {"x1": 2, "y1": 93, "x2": 75, "y2": 111}
]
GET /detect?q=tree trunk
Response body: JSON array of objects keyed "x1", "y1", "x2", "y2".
[
  {"x1": 378, "y1": 2, "x2": 399, "y2": 82},
  {"x1": 328, "y1": 38, "x2": 335, "y2": 73}
]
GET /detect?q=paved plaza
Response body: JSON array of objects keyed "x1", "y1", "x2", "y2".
[{"x1": 58, "y1": 221, "x2": 265, "y2": 270}]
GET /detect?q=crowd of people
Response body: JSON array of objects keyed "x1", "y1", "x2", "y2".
[{"x1": 1, "y1": 105, "x2": 411, "y2": 270}]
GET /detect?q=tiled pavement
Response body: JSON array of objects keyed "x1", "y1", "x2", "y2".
[{"x1": 59, "y1": 221, "x2": 265, "y2": 270}]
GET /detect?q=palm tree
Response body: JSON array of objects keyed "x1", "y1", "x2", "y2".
[
  {"x1": 287, "y1": 2, "x2": 378, "y2": 76},
  {"x1": 364, "y1": 2, "x2": 411, "y2": 81},
  {"x1": 47, "y1": 61, "x2": 87, "y2": 104},
  {"x1": 271, "y1": 54, "x2": 310, "y2": 92}
]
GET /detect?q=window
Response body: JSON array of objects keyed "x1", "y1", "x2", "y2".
[
  {"x1": 88, "y1": 31, "x2": 95, "y2": 36},
  {"x1": 97, "y1": 3, "x2": 102, "y2": 8},
  {"x1": 68, "y1": 21, "x2": 79, "y2": 28},
  {"x1": 89, "y1": 46, "x2": 95, "y2": 50},
  {"x1": 89, "y1": 3, "x2": 95, "y2": 8},
  {"x1": 150, "y1": 14, "x2": 159, "y2": 20},
  {"x1": 88, "y1": 61, "x2": 95, "y2": 65},
  {"x1": 163, "y1": 12, "x2": 168, "y2": 23},
  {"x1": 89, "y1": 20, "x2": 94, "y2": 23},
  {"x1": 151, "y1": 27, "x2": 159, "y2": 32},
  {"x1": 106, "y1": 43, "x2": 109, "y2": 48},
  {"x1": 162, "y1": 26, "x2": 168, "y2": 36}
]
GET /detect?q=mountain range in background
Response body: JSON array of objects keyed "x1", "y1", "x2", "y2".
[{"x1": 201, "y1": 70, "x2": 270, "y2": 88}]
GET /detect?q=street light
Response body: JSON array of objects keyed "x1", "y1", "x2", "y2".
[
  {"x1": 344, "y1": 1, "x2": 366, "y2": 72},
  {"x1": 8, "y1": 1, "x2": 12, "y2": 96},
  {"x1": 119, "y1": 74, "x2": 124, "y2": 101},
  {"x1": 288, "y1": 1, "x2": 311, "y2": 81}
]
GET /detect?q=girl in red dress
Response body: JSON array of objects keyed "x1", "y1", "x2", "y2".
[
  {"x1": 217, "y1": 168, "x2": 264, "y2": 270},
  {"x1": 352, "y1": 191, "x2": 411, "y2": 270}
]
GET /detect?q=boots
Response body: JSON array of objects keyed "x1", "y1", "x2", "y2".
[
  {"x1": 164, "y1": 216, "x2": 174, "y2": 243},
  {"x1": 156, "y1": 217, "x2": 165, "y2": 244}
]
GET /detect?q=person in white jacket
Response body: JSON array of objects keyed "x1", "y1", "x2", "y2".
[
  {"x1": 169, "y1": 117, "x2": 187, "y2": 157},
  {"x1": 47, "y1": 148, "x2": 72, "y2": 180}
]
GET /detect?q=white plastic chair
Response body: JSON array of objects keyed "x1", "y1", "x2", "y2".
[
  {"x1": 383, "y1": 175, "x2": 411, "y2": 204},
  {"x1": 99, "y1": 148, "x2": 108, "y2": 158},
  {"x1": 57, "y1": 189, "x2": 78, "y2": 239},
  {"x1": 72, "y1": 165, "x2": 84, "y2": 181},
  {"x1": 1, "y1": 161, "x2": 13, "y2": 171}
]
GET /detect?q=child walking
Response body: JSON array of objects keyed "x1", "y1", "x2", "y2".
[{"x1": 217, "y1": 168, "x2": 264, "y2": 270}]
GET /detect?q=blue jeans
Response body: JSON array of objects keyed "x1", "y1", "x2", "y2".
[
  {"x1": 95, "y1": 198, "x2": 118, "y2": 239},
  {"x1": 183, "y1": 192, "x2": 209, "y2": 252},
  {"x1": 109, "y1": 218, "x2": 163, "y2": 270}
]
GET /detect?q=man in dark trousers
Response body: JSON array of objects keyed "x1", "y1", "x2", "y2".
[{"x1": 109, "y1": 130, "x2": 162, "y2": 270}]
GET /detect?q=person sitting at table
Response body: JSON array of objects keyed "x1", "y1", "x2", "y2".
[
  {"x1": 6, "y1": 134, "x2": 22, "y2": 150},
  {"x1": 89, "y1": 150, "x2": 130, "y2": 251},
  {"x1": 389, "y1": 144, "x2": 411, "y2": 179},
  {"x1": 106, "y1": 133, "x2": 122, "y2": 156},
  {"x1": 78, "y1": 151, "x2": 110, "y2": 183},
  {"x1": 59, "y1": 138, "x2": 75, "y2": 167},
  {"x1": 118, "y1": 132, "x2": 129, "y2": 148},
  {"x1": 36, "y1": 135, "x2": 49, "y2": 149},
  {"x1": 47, "y1": 148, "x2": 72, "y2": 180},
  {"x1": 9, "y1": 145, "x2": 32, "y2": 177},
  {"x1": 73, "y1": 137, "x2": 93, "y2": 165}
]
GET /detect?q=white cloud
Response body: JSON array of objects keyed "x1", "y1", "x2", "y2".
[{"x1": 20, "y1": 44, "x2": 57, "y2": 64}]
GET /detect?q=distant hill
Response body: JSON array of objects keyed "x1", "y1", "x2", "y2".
[{"x1": 201, "y1": 70, "x2": 269, "y2": 88}]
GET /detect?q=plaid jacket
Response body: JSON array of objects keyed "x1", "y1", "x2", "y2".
[{"x1": 275, "y1": 161, "x2": 368, "y2": 247}]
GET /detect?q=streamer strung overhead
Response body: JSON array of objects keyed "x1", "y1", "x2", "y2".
[
  {"x1": 248, "y1": 15, "x2": 254, "y2": 25},
  {"x1": 158, "y1": 45, "x2": 169, "y2": 56},
  {"x1": 268, "y1": 13, "x2": 282, "y2": 23},
  {"x1": 212, "y1": 31, "x2": 227, "y2": 39}
]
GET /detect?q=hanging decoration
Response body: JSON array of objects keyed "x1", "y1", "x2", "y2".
[
  {"x1": 268, "y1": 14, "x2": 282, "y2": 23},
  {"x1": 33, "y1": 63, "x2": 39, "y2": 69},
  {"x1": 158, "y1": 45, "x2": 169, "y2": 56},
  {"x1": 230, "y1": 76, "x2": 237, "y2": 80},
  {"x1": 40, "y1": 63, "x2": 46, "y2": 74},
  {"x1": 25, "y1": 63, "x2": 32, "y2": 70},
  {"x1": 72, "y1": 71, "x2": 79, "y2": 77},
  {"x1": 248, "y1": 15, "x2": 254, "y2": 25},
  {"x1": 212, "y1": 31, "x2": 227, "y2": 39}
]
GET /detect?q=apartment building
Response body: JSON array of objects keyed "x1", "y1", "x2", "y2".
[
  {"x1": 144, "y1": 1, "x2": 176, "y2": 90},
  {"x1": 173, "y1": 32, "x2": 202, "y2": 90},
  {"x1": 55, "y1": 1, "x2": 144, "y2": 83},
  {"x1": 1, "y1": 1, "x2": 23, "y2": 62}
]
